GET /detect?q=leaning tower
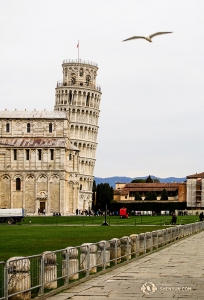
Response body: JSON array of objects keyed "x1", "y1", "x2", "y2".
[{"x1": 54, "y1": 59, "x2": 101, "y2": 212}]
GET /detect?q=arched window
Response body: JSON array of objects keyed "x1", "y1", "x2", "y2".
[
  {"x1": 49, "y1": 123, "x2": 52, "y2": 133},
  {"x1": 50, "y1": 149, "x2": 54, "y2": 160},
  {"x1": 16, "y1": 178, "x2": 21, "y2": 191},
  {"x1": 69, "y1": 154, "x2": 72, "y2": 160},
  {"x1": 27, "y1": 123, "x2": 30, "y2": 133},
  {"x1": 86, "y1": 93, "x2": 90, "y2": 106},
  {"x1": 6, "y1": 123, "x2": 10, "y2": 132}
]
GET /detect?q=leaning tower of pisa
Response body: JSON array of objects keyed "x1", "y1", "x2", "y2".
[{"x1": 54, "y1": 59, "x2": 101, "y2": 212}]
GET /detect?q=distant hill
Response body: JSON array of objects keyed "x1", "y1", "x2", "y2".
[{"x1": 94, "y1": 176, "x2": 186, "y2": 187}]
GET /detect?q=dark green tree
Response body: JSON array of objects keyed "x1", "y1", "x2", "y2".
[
  {"x1": 146, "y1": 175, "x2": 153, "y2": 183},
  {"x1": 131, "y1": 178, "x2": 146, "y2": 183},
  {"x1": 92, "y1": 180, "x2": 97, "y2": 208},
  {"x1": 145, "y1": 191, "x2": 153, "y2": 200},
  {"x1": 95, "y1": 183, "x2": 113, "y2": 211},
  {"x1": 134, "y1": 191, "x2": 142, "y2": 200},
  {"x1": 160, "y1": 189, "x2": 168, "y2": 200},
  {"x1": 145, "y1": 191, "x2": 157, "y2": 200},
  {"x1": 151, "y1": 191, "x2": 157, "y2": 200}
]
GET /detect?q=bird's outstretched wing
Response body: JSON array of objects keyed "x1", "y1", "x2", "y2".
[
  {"x1": 122, "y1": 36, "x2": 146, "y2": 42},
  {"x1": 149, "y1": 32, "x2": 172, "y2": 39}
]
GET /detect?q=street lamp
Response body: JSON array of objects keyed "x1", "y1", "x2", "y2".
[{"x1": 101, "y1": 204, "x2": 109, "y2": 226}]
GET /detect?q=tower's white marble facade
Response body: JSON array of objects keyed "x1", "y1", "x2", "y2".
[{"x1": 54, "y1": 59, "x2": 101, "y2": 211}]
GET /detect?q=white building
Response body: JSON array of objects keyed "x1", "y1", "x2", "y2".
[
  {"x1": 0, "y1": 59, "x2": 101, "y2": 216},
  {"x1": 186, "y1": 172, "x2": 204, "y2": 208}
]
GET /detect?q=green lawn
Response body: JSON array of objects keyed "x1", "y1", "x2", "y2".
[
  {"x1": 0, "y1": 215, "x2": 199, "y2": 262},
  {"x1": 19, "y1": 215, "x2": 199, "y2": 226}
]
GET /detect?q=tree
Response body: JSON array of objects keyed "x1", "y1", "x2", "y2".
[
  {"x1": 151, "y1": 191, "x2": 157, "y2": 200},
  {"x1": 95, "y1": 183, "x2": 113, "y2": 211},
  {"x1": 145, "y1": 191, "x2": 153, "y2": 200},
  {"x1": 134, "y1": 191, "x2": 142, "y2": 200},
  {"x1": 146, "y1": 175, "x2": 153, "y2": 183},
  {"x1": 131, "y1": 178, "x2": 146, "y2": 183},
  {"x1": 145, "y1": 191, "x2": 157, "y2": 200},
  {"x1": 160, "y1": 189, "x2": 168, "y2": 200},
  {"x1": 92, "y1": 180, "x2": 97, "y2": 207}
]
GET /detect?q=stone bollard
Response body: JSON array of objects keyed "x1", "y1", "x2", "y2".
[
  {"x1": 166, "y1": 227, "x2": 172, "y2": 243},
  {"x1": 145, "y1": 232, "x2": 152, "y2": 252},
  {"x1": 80, "y1": 243, "x2": 97, "y2": 274},
  {"x1": 162, "y1": 229, "x2": 167, "y2": 245},
  {"x1": 171, "y1": 227, "x2": 176, "y2": 241},
  {"x1": 121, "y1": 236, "x2": 131, "y2": 260},
  {"x1": 157, "y1": 230, "x2": 163, "y2": 247},
  {"x1": 177, "y1": 225, "x2": 182, "y2": 239},
  {"x1": 97, "y1": 240, "x2": 110, "y2": 267},
  {"x1": 42, "y1": 251, "x2": 57, "y2": 289},
  {"x1": 152, "y1": 231, "x2": 158, "y2": 249},
  {"x1": 7, "y1": 256, "x2": 31, "y2": 300},
  {"x1": 138, "y1": 233, "x2": 145, "y2": 254},
  {"x1": 109, "y1": 238, "x2": 121, "y2": 263},
  {"x1": 62, "y1": 247, "x2": 79, "y2": 280},
  {"x1": 130, "y1": 234, "x2": 138, "y2": 257}
]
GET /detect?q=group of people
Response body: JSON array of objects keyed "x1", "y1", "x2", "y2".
[
  {"x1": 38, "y1": 208, "x2": 45, "y2": 215},
  {"x1": 170, "y1": 212, "x2": 177, "y2": 225},
  {"x1": 199, "y1": 212, "x2": 204, "y2": 221}
]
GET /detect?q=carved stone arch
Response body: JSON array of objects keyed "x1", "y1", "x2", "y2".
[
  {"x1": 13, "y1": 174, "x2": 23, "y2": 180},
  {"x1": 50, "y1": 174, "x2": 60, "y2": 182},
  {"x1": 72, "y1": 108, "x2": 75, "y2": 113},
  {"x1": 37, "y1": 174, "x2": 48, "y2": 182},
  {"x1": 25, "y1": 174, "x2": 35, "y2": 182},
  {"x1": 1, "y1": 174, "x2": 10, "y2": 180}
]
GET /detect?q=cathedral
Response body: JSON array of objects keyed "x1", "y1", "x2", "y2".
[{"x1": 0, "y1": 59, "x2": 101, "y2": 215}]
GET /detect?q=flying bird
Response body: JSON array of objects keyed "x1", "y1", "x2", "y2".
[{"x1": 123, "y1": 32, "x2": 172, "y2": 43}]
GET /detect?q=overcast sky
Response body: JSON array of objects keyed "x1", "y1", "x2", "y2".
[{"x1": 0, "y1": 0, "x2": 204, "y2": 178}]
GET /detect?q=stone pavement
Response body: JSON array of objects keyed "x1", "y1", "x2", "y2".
[{"x1": 47, "y1": 232, "x2": 204, "y2": 300}]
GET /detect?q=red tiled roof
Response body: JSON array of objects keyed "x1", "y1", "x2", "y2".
[
  {"x1": 186, "y1": 172, "x2": 204, "y2": 179},
  {"x1": 116, "y1": 183, "x2": 179, "y2": 196},
  {"x1": 125, "y1": 183, "x2": 178, "y2": 188},
  {"x1": 0, "y1": 138, "x2": 67, "y2": 148}
]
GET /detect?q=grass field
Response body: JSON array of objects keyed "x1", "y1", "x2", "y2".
[
  {"x1": 18, "y1": 214, "x2": 199, "y2": 226},
  {"x1": 0, "y1": 215, "x2": 199, "y2": 262}
]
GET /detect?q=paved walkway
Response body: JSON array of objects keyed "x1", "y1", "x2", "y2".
[{"x1": 47, "y1": 232, "x2": 204, "y2": 300}]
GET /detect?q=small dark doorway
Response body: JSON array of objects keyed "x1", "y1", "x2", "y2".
[{"x1": 40, "y1": 202, "x2": 45, "y2": 214}]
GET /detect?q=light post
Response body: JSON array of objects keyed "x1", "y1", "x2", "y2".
[{"x1": 101, "y1": 204, "x2": 109, "y2": 226}]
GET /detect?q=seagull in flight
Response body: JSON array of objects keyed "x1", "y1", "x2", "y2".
[{"x1": 123, "y1": 32, "x2": 172, "y2": 43}]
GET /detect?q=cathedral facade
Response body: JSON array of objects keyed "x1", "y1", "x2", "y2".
[{"x1": 0, "y1": 59, "x2": 101, "y2": 215}]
